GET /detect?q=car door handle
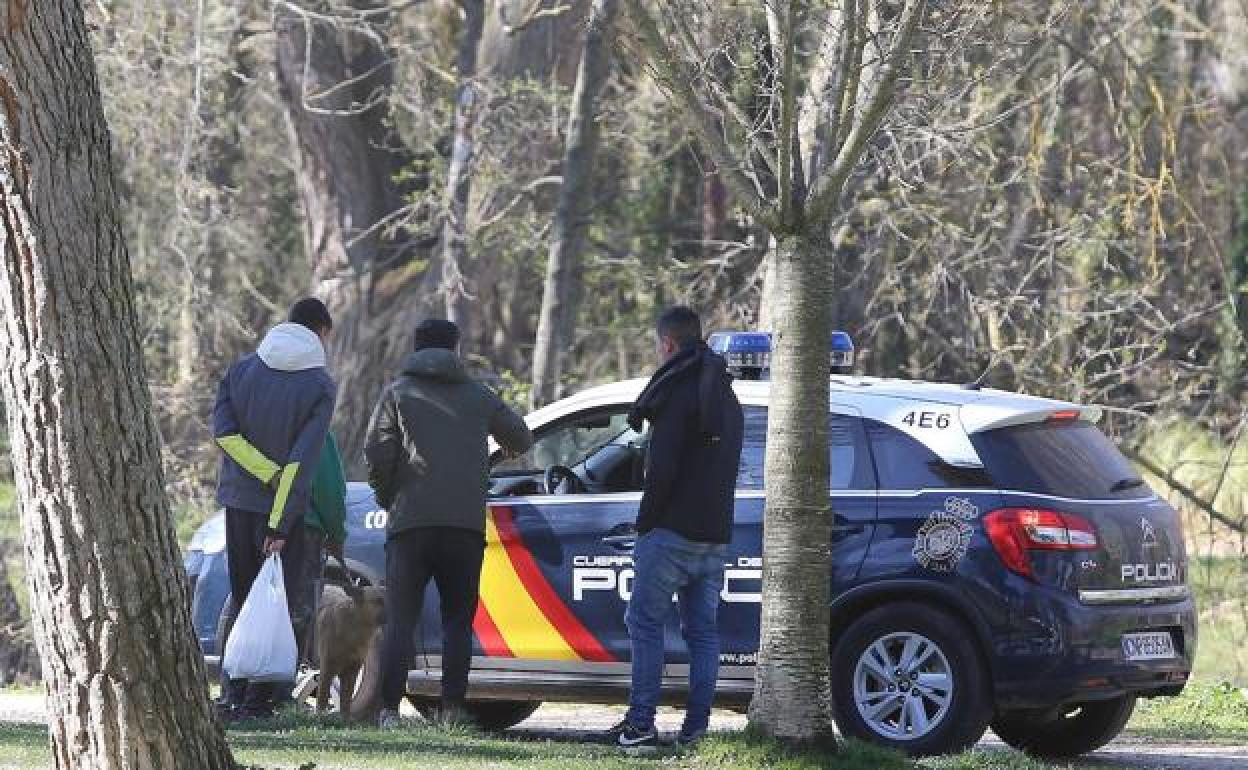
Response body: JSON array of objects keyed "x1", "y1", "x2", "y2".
[
  {"x1": 601, "y1": 534, "x2": 636, "y2": 550},
  {"x1": 832, "y1": 524, "x2": 866, "y2": 536}
]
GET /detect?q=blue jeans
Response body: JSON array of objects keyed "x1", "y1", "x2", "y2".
[{"x1": 625, "y1": 527, "x2": 725, "y2": 733}]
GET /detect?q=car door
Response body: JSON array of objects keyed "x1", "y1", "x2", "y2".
[
  {"x1": 720, "y1": 403, "x2": 878, "y2": 665},
  {"x1": 460, "y1": 406, "x2": 642, "y2": 671}
]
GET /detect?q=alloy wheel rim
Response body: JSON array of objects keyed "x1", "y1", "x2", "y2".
[{"x1": 852, "y1": 631, "x2": 953, "y2": 741}]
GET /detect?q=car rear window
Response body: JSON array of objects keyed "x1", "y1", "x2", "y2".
[
  {"x1": 969, "y1": 420, "x2": 1152, "y2": 500},
  {"x1": 864, "y1": 420, "x2": 992, "y2": 489}
]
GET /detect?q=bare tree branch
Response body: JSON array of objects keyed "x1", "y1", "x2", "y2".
[
  {"x1": 622, "y1": 0, "x2": 781, "y2": 230},
  {"x1": 499, "y1": 0, "x2": 573, "y2": 36},
  {"x1": 1127, "y1": 450, "x2": 1246, "y2": 534},
  {"x1": 773, "y1": 0, "x2": 803, "y2": 224},
  {"x1": 807, "y1": 0, "x2": 926, "y2": 226}
]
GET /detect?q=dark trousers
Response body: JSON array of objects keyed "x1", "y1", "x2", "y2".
[
  {"x1": 380, "y1": 526, "x2": 485, "y2": 710},
  {"x1": 289, "y1": 527, "x2": 326, "y2": 663},
  {"x1": 222, "y1": 508, "x2": 309, "y2": 708}
]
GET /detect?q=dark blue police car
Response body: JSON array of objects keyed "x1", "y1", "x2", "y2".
[{"x1": 185, "y1": 332, "x2": 1194, "y2": 756}]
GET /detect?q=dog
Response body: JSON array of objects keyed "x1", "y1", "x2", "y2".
[{"x1": 315, "y1": 583, "x2": 386, "y2": 718}]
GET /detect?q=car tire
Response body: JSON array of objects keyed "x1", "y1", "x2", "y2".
[
  {"x1": 830, "y1": 602, "x2": 992, "y2": 756},
  {"x1": 991, "y1": 696, "x2": 1136, "y2": 758},
  {"x1": 409, "y1": 697, "x2": 542, "y2": 731}
]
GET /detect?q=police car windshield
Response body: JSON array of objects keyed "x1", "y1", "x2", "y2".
[{"x1": 969, "y1": 421, "x2": 1152, "y2": 500}]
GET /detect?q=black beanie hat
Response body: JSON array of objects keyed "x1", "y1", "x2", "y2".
[
  {"x1": 414, "y1": 319, "x2": 460, "y2": 351},
  {"x1": 288, "y1": 297, "x2": 333, "y2": 333}
]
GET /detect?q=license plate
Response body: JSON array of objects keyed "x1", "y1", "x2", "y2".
[{"x1": 1121, "y1": 631, "x2": 1176, "y2": 661}]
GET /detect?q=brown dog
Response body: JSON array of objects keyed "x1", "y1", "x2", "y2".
[{"x1": 316, "y1": 583, "x2": 386, "y2": 718}]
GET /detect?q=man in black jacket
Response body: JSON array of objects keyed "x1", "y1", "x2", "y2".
[{"x1": 607, "y1": 306, "x2": 744, "y2": 751}]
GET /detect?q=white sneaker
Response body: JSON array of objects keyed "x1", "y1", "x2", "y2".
[{"x1": 291, "y1": 669, "x2": 319, "y2": 702}]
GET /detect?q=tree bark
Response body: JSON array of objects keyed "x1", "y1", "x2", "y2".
[
  {"x1": 0, "y1": 4, "x2": 235, "y2": 769},
  {"x1": 438, "y1": 0, "x2": 486, "y2": 340},
  {"x1": 530, "y1": 0, "x2": 619, "y2": 408},
  {"x1": 275, "y1": 2, "x2": 437, "y2": 472},
  {"x1": 757, "y1": 234, "x2": 781, "y2": 329},
  {"x1": 748, "y1": 232, "x2": 837, "y2": 747}
]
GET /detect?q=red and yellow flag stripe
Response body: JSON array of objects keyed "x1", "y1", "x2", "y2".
[{"x1": 473, "y1": 505, "x2": 615, "y2": 662}]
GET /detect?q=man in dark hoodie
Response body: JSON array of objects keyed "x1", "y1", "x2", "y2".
[
  {"x1": 365, "y1": 319, "x2": 533, "y2": 728},
  {"x1": 213, "y1": 297, "x2": 337, "y2": 719},
  {"x1": 606, "y1": 306, "x2": 744, "y2": 752}
]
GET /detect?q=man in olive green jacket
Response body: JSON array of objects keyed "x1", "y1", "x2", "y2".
[{"x1": 365, "y1": 319, "x2": 532, "y2": 726}]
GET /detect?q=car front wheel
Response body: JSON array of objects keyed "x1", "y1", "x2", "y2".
[
  {"x1": 831, "y1": 602, "x2": 992, "y2": 756},
  {"x1": 991, "y1": 696, "x2": 1136, "y2": 758}
]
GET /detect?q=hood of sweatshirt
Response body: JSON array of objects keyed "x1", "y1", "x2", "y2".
[
  {"x1": 400, "y1": 348, "x2": 469, "y2": 383},
  {"x1": 256, "y1": 322, "x2": 327, "y2": 372}
]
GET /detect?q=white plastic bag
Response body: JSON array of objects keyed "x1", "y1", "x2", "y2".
[{"x1": 222, "y1": 554, "x2": 297, "y2": 683}]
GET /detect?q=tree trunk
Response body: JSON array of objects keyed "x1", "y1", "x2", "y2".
[
  {"x1": 757, "y1": 234, "x2": 781, "y2": 328},
  {"x1": 438, "y1": 0, "x2": 486, "y2": 340},
  {"x1": 530, "y1": 0, "x2": 619, "y2": 408},
  {"x1": 0, "y1": 5, "x2": 235, "y2": 769},
  {"x1": 275, "y1": 2, "x2": 437, "y2": 472},
  {"x1": 748, "y1": 231, "x2": 838, "y2": 747}
]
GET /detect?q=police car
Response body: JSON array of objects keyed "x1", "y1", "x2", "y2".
[{"x1": 185, "y1": 332, "x2": 1195, "y2": 757}]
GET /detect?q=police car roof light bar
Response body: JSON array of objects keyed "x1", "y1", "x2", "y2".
[{"x1": 707, "y1": 330, "x2": 855, "y2": 380}]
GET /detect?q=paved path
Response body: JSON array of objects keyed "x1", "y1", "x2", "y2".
[
  {"x1": 3, "y1": 694, "x2": 1246, "y2": 768},
  {"x1": 516, "y1": 703, "x2": 1248, "y2": 770}
]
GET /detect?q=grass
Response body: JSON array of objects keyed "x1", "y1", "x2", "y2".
[
  {"x1": 1187, "y1": 556, "x2": 1248, "y2": 686},
  {"x1": 225, "y1": 716, "x2": 920, "y2": 770},
  {"x1": 0, "y1": 714, "x2": 918, "y2": 770},
  {"x1": 6, "y1": 693, "x2": 1247, "y2": 770},
  {"x1": 1128, "y1": 680, "x2": 1248, "y2": 743},
  {"x1": 0, "y1": 716, "x2": 1147, "y2": 770},
  {"x1": 0, "y1": 722, "x2": 44, "y2": 770}
]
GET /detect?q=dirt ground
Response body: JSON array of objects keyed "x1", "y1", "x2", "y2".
[{"x1": 2, "y1": 694, "x2": 1246, "y2": 769}]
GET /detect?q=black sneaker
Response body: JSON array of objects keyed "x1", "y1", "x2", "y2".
[
  {"x1": 676, "y1": 725, "x2": 707, "y2": 748},
  {"x1": 604, "y1": 719, "x2": 658, "y2": 752}
]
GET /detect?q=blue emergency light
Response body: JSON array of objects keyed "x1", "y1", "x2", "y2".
[
  {"x1": 830, "y1": 331, "x2": 854, "y2": 370},
  {"x1": 707, "y1": 330, "x2": 855, "y2": 379}
]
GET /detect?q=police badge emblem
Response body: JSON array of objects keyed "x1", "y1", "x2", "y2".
[{"x1": 913, "y1": 497, "x2": 978, "y2": 571}]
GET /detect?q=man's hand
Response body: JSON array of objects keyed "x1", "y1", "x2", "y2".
[
  {"x1": 263, "y1": 536, "x2": 286, "y2": 555},
  {"x1": 325, "y1": 540, "x2": 345, "y2": 564}
]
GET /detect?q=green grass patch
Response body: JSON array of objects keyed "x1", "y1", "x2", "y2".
[
  {"x1": 0, "y1": 716, "x2": 914, "y2": 770},
  {"x1": 1129, "y1": 680, "x2": 1248, "y2": 743},
  {"x1": 1187, "y1": 557, "x2": 1248, "y2": 686},
  {"x1": 224, "y1": 718, "x2": 912, "y2": 770},
  {"x1": 0, "y1": 722, "x2": 46, "y2": 770}
]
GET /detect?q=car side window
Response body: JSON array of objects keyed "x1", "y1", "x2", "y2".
[
  {"x1": 736, "y1": 406, "x2": 874, "y2": 491},
  {"x1": 493, "y1": 410, "x2": 637, "y2": 475},
  {"x1": 864, "y1": 419, "x2": 991, "y2": 489}
]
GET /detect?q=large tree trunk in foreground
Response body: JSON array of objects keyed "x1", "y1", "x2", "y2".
[
  {"x1": 749, "y1": 232, "x2": 837, "y2": 745},
  {"x1": 0, "y1": 5, "x2": 235, "y2": 769},
  {"x1": 276, "y1": 2, "x2": 437, "y2": 472},
  {"x1": 530, "y1": 0, "x2": 619, "y2": 408}
]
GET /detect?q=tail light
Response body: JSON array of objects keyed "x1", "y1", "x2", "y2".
[{"x1": 983, "y1": 508, "x2": 1099, "y2": 579}]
